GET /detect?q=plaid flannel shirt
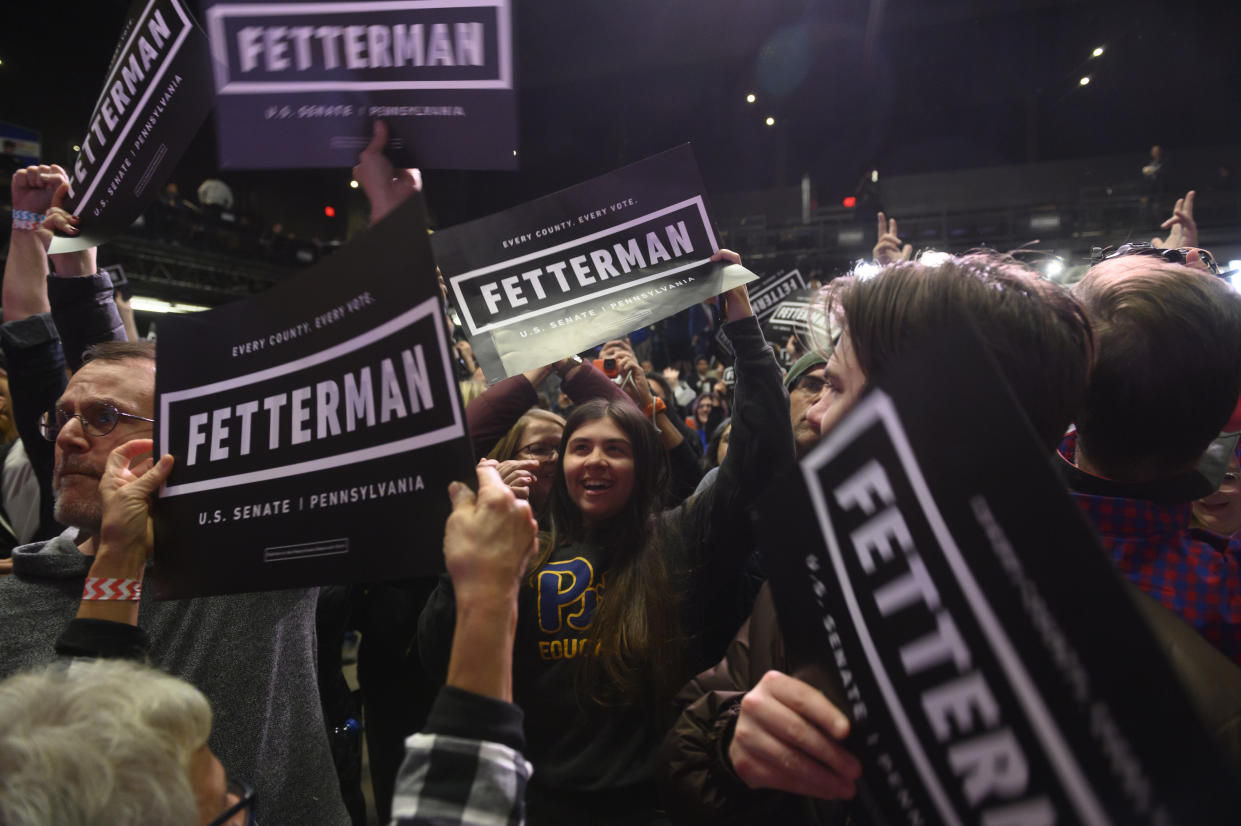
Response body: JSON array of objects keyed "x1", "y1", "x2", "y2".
[
  {"x1": 1061, "y1": 433, "x2": 1241, "y2": 665},
  {"x1": 391, "y1": 686, "x2": 532, "y2": 826}
]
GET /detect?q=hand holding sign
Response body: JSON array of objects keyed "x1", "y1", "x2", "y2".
[
  {"x1": 352, "y1": 120, "x2": 422, "y2": 226},
  {"x1": 728, "y1": 670, "x2": 861, "y2": 801},
  {"x1": 444, "y1": 463, "x2": 538, "y2": 606},
  {"x1": 97, "y1": 440, "x2": 176, "y2": 570},
  {"x1": 44, "y1": 184, "x2": 97, "y2": 277}
]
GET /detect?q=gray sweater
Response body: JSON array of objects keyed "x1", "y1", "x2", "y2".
[{"x1": 0, "y1": 530, "x2": 350, "y2": 825}]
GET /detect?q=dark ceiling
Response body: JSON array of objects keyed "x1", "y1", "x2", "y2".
[{"x1": 3, "y1": 0, "x2": 1239, "y2": 236}]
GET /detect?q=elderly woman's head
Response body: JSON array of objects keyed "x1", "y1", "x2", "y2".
[{"x1": 0, "y1": 659, "x2": 251, "y2": 825}]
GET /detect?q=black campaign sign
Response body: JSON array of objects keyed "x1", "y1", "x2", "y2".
[
  {"x1": 750, "y1": 269, "x2": 806, "y2": 322},
  {"x1": 433, "y1": 145, "x2": 756, "y2": 380},
  {"x1": 759, "y1": 321, "x2": 1239, "y2": 824},
  {"x1": 153, "y1": 196, "x2": 472, "y2": 599},
  {"x1": 50, "y1": 0, "x2": 214, "y2": 253},
  {"x1": 204, "y1": 0, "x2": 515, "y2": 170}
]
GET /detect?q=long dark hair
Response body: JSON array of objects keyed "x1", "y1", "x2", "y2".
[{"x1": 532, "y1": 399, "x2": 683, "y2": 706}]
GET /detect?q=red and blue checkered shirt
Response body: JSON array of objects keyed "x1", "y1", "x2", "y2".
[{"x1": 1061, "y1": 432, "x2": 1241, "y2": 665}]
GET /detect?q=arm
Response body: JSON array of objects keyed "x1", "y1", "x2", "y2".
[
  {"x1": 680, "y1": 256, "x2": 794, "y2": 569},
  {"x1": 54, "y1": 440, "x2": 173, "y2": 659},
  {"x1": 392, "y1": 464, "x2": 536, "y2": 825},
  {"x1": 0, "y1": 314, "x2": 68, "y2": 540},
  {"x1": 3, "y1": 165, "x2": 67, "y2": 321}
]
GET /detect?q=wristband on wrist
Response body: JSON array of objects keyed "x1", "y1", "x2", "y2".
[
  {"x1": 82, "y1": 577, "x2": 142, "y2": 601},
  {"x1": 12, "y1": 210, "x2": 45, "y2": 232}
]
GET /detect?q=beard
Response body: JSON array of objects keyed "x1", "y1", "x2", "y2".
[{"x1": 52, "y1": 458, "x2": 103, "y2": 533}]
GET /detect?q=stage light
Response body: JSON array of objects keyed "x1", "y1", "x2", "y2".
[
  {"x1": 765, "y1": 116, "x2": 775, "y2": 126},
  {"x1": 1229, "y1": 260, "x2": 1241, "y2": 273},
  {"x1": 919, "y1": 250, "x2": 952, "y2": 267},
  {"x1": 1079, "y1": 76, "x2": 1091, "y2": 86},
  {"x1": 349, "y1": 180, "x2": 359, "y2": 189},
  {"x1": 870, "y1": 169, "x2": 878, "y2": 183},
  {"x1": 1044, "y1": 260, "x2": 1065, "y2": 277},
  {"x1": 1092, "y1": 46, "x2": 1104, "y2": 58},
  {"x1": 842, "y1": 196, "x2": 857, "y2": 208},
  {"x1": 746, "y1": 93, "x2": 756, "y2": 104},
  {"x1": 513, "y1": 149, "x2": 517, "y2": 156},
  {"x1": 130, "y1": 296, "x2": 209, "y2": 314},
  {"x1": 324, "y1": 206, "x2": 336, "y2": 217}
]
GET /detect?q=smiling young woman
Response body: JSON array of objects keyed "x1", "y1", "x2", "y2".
[{"x1": 418, "y1": 260, "x2": 794, "y2": 824}]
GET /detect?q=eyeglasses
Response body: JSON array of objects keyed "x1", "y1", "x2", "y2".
[
  {"x1": 38, "y1": 401, "x2": 155, "y2": 442},
  {"x1": 516, "y1": 443, "x2": 559, "y2": 461},
  {"x1": 1091, "y1": 243, "x2": 1220, "y2": 276},
  {"x1": 206, "y1": 778, "x2": 256, "y2": 826}
]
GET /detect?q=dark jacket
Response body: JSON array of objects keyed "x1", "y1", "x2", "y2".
[{"x1": 419, "y1": 315, "x2": 792, "y2": 823}]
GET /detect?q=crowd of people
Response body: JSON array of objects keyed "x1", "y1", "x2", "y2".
[{"x1": 0, "y1": 123, "x2": 1239, "y2": 826}]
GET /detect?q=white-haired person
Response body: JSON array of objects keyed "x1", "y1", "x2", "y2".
[{"x1": 0, "y1": 659, "x2": 253, "y2": 826}]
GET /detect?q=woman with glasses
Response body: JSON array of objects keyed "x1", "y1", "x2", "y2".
[{"x1": 487, "y1": 409, "x2": 567, "y2": 518}]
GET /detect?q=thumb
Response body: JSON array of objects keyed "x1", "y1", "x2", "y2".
[
  {"x1": 365, "y1": 120, "x2": 389, "y2": 155},
  {"x1": 447, "y1": 479, "x2": 476, "y2": 511},
  {"x1": 50, "y1": 182, "x2": 70, "y2": 211}
]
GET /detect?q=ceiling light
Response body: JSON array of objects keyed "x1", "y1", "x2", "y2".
[
  {"x1": 73, "y1": 145, "x2": 81, "y2": 152},
  {"x1": 746, "y1": 93, "x2": 756, "y2": 104},
  {"x1": 349, "y1": 180, "x2": 359, "y2": 189},
  {"x1": 1092, "y1": 46, "x2": 1104, "y2": 58},
  {"x1": 1044, "y1": 260, "x2": 1065, "y2": 277},
  {"x1": 1079, "y1": 76, "x2": 1091, "y2": 86},
  {"x1": 765, "y1": 116, "x2": 775, "y2": 126}
]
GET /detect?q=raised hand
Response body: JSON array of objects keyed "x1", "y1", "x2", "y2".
[
  {"x1": 614, "y1": 351, "x2": 653, "y2": 409},
  {"x1": 874, "y1": 211, "x2": 912, "y2": 266},
  {"x1": 351, "y1": 120, "x2": 422, "y2": 226},
  {"x1": 728, "y1": 670, "x2": 862, "y2": 801},
  {"x1": 486, "y1": 457, "x2": 541, "y2": 501},
  {"x1": 443, "y1": 463, "x2": 539, "y2": 605},
  {"x1": 44, "y1": 183, "x2": 96, "y2": 275},
  {"x1": 1151, "y1": 190, "x2": 1198, "y2": 250},
  {"x1": 11, "y1": 164, "x2": 68, "y2": 216}
]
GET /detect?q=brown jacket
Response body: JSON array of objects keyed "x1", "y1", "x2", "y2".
[
  {"x1": 657, "y1": 581, "x2": 1241, "y2": 825},
  {"x1": 657, "y1": 584, "x2": 856, "y2": 825}
]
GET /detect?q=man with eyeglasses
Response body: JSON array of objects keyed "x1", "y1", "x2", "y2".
[{"x1": 0, "y1": 340, "x2": 350, "y2": 824}]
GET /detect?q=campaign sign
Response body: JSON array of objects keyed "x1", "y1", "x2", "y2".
[
  {"x1": 204, "y1": 0, "x2": 516, "y2": 170},
  {"x1": 761, "y1": 287, "x2": 819, "y2": 342},
  {"x1": 758, "y1": 320, "x2": 1239, "y2": 824},
  {"x1": 433, "y1": 145, "x2": 757, "y2": 381},
  {"x1": 153, "y1": 196, "x2": 472, "y2": 599},
  {"x1": 750, "y1": 268, "x2": 806, "y2": 322},
  {"x1": 50, "y1": 0, "x2": 215, "y2": 253}
]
